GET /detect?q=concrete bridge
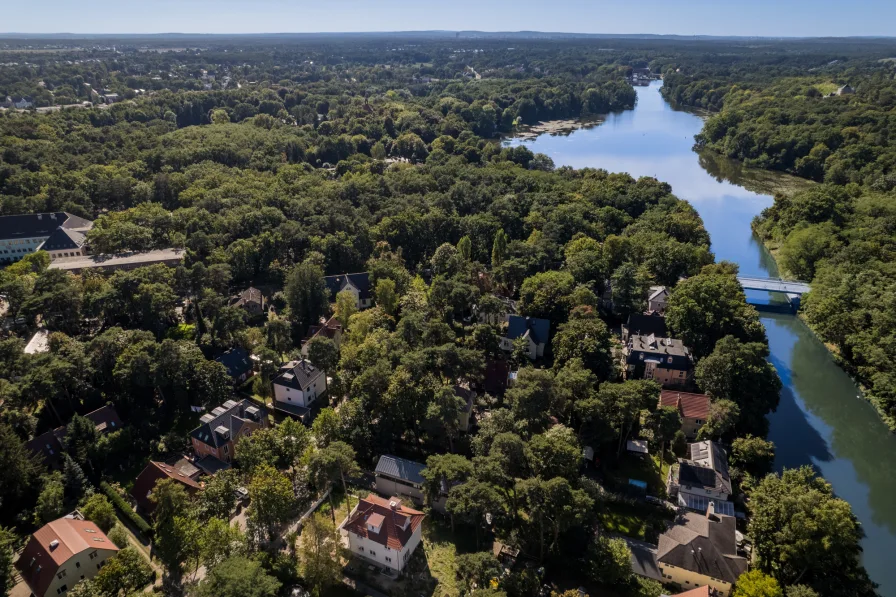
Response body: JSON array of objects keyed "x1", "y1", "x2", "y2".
[{"x1": 737, "y1": 276, "x2": 811, "y2": 312}]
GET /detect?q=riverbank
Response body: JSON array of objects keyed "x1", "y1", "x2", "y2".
[{"x1": 504, "y1": 79, "x2": 896, "y2": 595}]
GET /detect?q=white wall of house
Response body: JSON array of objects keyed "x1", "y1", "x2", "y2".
[
  {"x1": 273, "y1": 373, "x2": 327, "y2": 408},
  {"x1": 499, "y1": 334, "x2": 539, "y2": 360},
  {"x1": 1, "y1": 236, "x2": 46, "y2": 262},
  {"x1": 343, "y1": 522, "x2": 422, "y2": 574},
  {"x1": 42, "y1": 547, "x2": 118, "y2": 597},
  {"x1": 375, "y1": 476, "x2": 424, "y2": 505}
]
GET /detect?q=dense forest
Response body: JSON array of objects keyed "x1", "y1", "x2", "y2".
[{"x1": 0, "y1": 36, "x2": 884, "y2": 597}]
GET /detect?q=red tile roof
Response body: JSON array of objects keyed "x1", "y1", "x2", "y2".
[
  {"x1": 660, "y1": 390, "x2": 711, "y2": 420},
  {"x1": 341, "y1": 493, "x2": 424, "y2": 550},
  {"x1": 16, "y1": 516, "x2": 120, "y2": 597},
  {"x1": 131, "y1": 460, "x2": 202, "y2": 513}
]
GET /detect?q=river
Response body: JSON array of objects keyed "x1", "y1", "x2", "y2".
[{"x1": 505, "y1": 80, "x2": 896, "y2": 596}]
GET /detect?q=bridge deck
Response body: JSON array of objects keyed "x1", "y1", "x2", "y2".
[{"x1": 737, "y1": 276, "x2": 811, "y2": 294}]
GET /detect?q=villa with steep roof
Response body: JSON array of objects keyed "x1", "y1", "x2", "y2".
[
  {"x1": 623, "y1": 333, "x2": 694, "y2": 388},
  {"x1": 500, "y1": 314, "x2": 550, "y2": 360},
  {"x1": 338, "y1": 493, "x2": 425, "y2": 575},
  {"x1": 271, "y1": 359, "x2": 327, "y2": 420},
  {"x1": 131, "y1": 459, "x2": 202, "y2": 514},
  {"x1": 656, "y1": 507, "x2": 747, "y2": 597},
  {"x1": 190, "y1": 398, "x2": 267, "y2": 466},
  {"x1": 325, "y1": 272, "x2": 372, "y2": 310},
  {"x1": 659, "y1": 390, "x2": 710, "y2": 438},
  {"x1": 16, "y1": 513, "x2": 120, "y2": 597}
]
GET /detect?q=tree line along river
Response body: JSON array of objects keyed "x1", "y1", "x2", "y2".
[{"x1": 505, "y1": 80, "x2": 896, "y2": 596}]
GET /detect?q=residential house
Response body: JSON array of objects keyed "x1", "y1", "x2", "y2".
[
  {"x1": 47, "y1": 248, "x2": 185, "y2": 274},
  {"x1": 25, "y1": 405, "x2": 124, "y2": 470},
  {"x1": 374, "y1": 455, "x2": 427, "y2": 506},
  {"x1": 102, "y1": 93, "x2": 120, "y2": 104},
  {"x1": 669, "y1": 588, "x2": 720, "y2": 597},
  {"x1": 0, "y1": 212, "x2": 92, "y2": 264},
  {"x1": 655, "y1": 507, "x2": 747, "y2": 597},
  {"x1": 660, "y1": 390, "x2": 710, "y2": 439},
  {"x1": 622, "y1": 312, "x2": 668, "y2": 343},
  {"x1": 24, "y1": 329, "x2": 51, "y2": 354},
  {"x1": 16, "y1": 513, "x2": 121, "y2": 597},
  {"x1": 325, "y1": 272, "x2": 372, "y2": 310},
  {"x1": 231, "y1": 286, "x2": 265, "y2": 316},
  {"x1": 215, "y1": 347, "x2": 254, "y2": 383},
  {"x1": 500, "y1": 315, "x2": 550, "y2": 360},
  {"x1": 338, "y1": 493, "x2": 425, "y2": 576},
  {"x1": 667, "y1": 441, "x2": 734, "y2": 516},
  {"x1": 301, "y1": 315, "x2": 343, "y2": 358},
  {"x1": 623, "y1": 333, "x2": 694, "y2": 388},
  {"x1": 480, "y1": 359, "x2": 510, "y2": 396},
  {"x1": 190, "y1": 399, "x2": 268, "y2": 465},
  {"x1": 131, "y1": 459, "x2": 202, "y2": 514},
  {"x1": 648, "y1": 286, "x2": 670, "y2": 313},
  {"x1": 271, "y1": 359, "x2": 327, "y2": 420}
]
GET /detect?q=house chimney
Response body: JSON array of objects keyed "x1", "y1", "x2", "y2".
[
  {"x1": 49, "y1": 539, "x2": 59, "y2": 550},
  {"x1": 706, "y1": 501, "x2": 716, "y2": 519}
]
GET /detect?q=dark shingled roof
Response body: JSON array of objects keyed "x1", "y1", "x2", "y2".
[
  {"x1": 325, "y1": 272, "x2": 371, "y2": 301},
  {"x1": 675, "y1": 441, "x2": 732, "y2": 495},
  {"x1": 273, "y1": 359, "x2": 323, "y2": 391},
  {"x1": 190, "y1": 398, "x2": 266, "y2": 450},
  {"x1": 618, "y1": 537, "x2": 663, "y2": 581},
  {"x1": 83, "y1": 405, "x2": 123, "y2": 434},
  {"x1": 624, "y1": 313, "x2": 668, "y2": 338},
  {"x1": 626, "y1": 334, "x2": 693, "y2": 370},
  {"x1": 215, "y1": 347, "x2": 253, "y2": 379},
  {"x1": 375, "y1": 454, "x2": 426, "y2": 485},
  {"x1": 506, "y1": 315, "x2": 551, "y2": 345},
  {"x1": 657, "y1": 511, "x2": 747, "y2": 585},
  {"x1": 40, "y1": 226, "x2": 90, "y2": 251},
  {"x1": 0, "y1": 212, "x2": 91, "y2": 241}
]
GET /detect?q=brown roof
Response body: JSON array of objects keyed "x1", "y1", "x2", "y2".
[
  {"x1": 131, "y1": 460, "x2": 201, "y2": 513},
  {"x1": 83, "y1": 405, "x2": 123, "y2": 434},
  {"x1": 341, "y1": 493, "x2": 424, "y2": 550},
  {"x1": 660, "y1": 390, "x2": 710, "y2": 420},
  {"x1": 25, "y1": 428, "x2": 66, "y2": 470},
  {"x1": 16, "y1": 516, "x2": 120, "y2": 597},
  {"x1": 235, "y1": 286, "x2": 264, "y2": 307}
]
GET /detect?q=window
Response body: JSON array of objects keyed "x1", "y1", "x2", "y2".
[
  {"x1": 385, "y1": 557, "x2": 392, "y2": 563},
  {"x1": 75, "y1": 562, "x2": 80, "y2": 569},
  {"x1": 57, "y1": 586, "x2": 67, "y2": 594},
  {"x1": 369, "y1": 550, "x2": 376, "y2": 557},
  {"x1": 358, "y1": 546, "x2": 364, "y2": 552},
  {"x1": 57, "y1": 570, "x2": 67, "y2": 579},
  {"x1": 89, "y1": 551, "x2": 98, "y2": 560}
]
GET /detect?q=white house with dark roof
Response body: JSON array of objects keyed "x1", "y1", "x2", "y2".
[
  {"x1": 271, "y1": 359, "x2": 327, "y2": 420},
  {"x1": 500, "y1": 315, "x2": 550, "y2": 360},
  {"x1": 0, "y1": 212, "x2": 92, "y2": 264},
  {"x1": 338, "y1": 493, "x2": 425, "y2": 575},
  {"x1": 648, "y1": 285, "x2": 670, "y2": 313},
  {"x1": 325, "y1": 272, "x2": 372, "y2": 310}
]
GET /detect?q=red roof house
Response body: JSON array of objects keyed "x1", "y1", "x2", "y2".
[
  {"x1": 660, "y1": 390, "x2": 711, "y2": 439},
  {"x1": 338, "y1": 493, "x2": 425, "y2": 574}
]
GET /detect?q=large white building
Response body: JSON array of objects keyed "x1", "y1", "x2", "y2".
[
  {"x1": 271, "y1": 359, "x2": 327, "y2": 420},
  {"x1": 0, "y1": 212, "x2": 92, "y2": 264},
  {"x1": 339, "y1": 493, "x2": 425, "y2": 575}
]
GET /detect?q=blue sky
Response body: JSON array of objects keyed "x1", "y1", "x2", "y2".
[{"x1": 6, "y1": 0, "x2": 896, "y2": 37}]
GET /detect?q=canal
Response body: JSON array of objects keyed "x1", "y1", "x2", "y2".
[{"x1": 506, "y1": 80, "x2": 896, "y2": 596}]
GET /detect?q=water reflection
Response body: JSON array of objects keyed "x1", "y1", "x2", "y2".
[{"x1": 506, "y1": 80, "x2": 896, "y2": 596}]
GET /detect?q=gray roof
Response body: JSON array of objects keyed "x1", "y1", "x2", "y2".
[
  {"x1": 40, "y1": 225, "x2": 90, "y2": 251},
  {"x1": 626, "y1": 334, "x2": 693, "y2": 370},
  {"x1": 657, "y1": 511, "x2": 747, "y2": 585},
  {"x1": 619, "y1": 537, "x2": 663, "y2": 581},
  {"x1": 190, "y1": 398, "x2": 266, "y2": 449},
  {"x1": 0, "y1": 212, "x2": 91, "y2": 242},
  {"x1": 215, "y1": 347, "x2": 253, "y2": 379},
  {"x1": 375, "y1": 455, "x2": 426, "y2": 485},
  {"x1": 273, "y1": 359, "x2": 323, "y2": 391},
  {"x1": 676, "y1": 441, "x2": 732, "y2": 495},
  {"x1": 325, "y1": 272, "x2": 371, "y2": 301}
]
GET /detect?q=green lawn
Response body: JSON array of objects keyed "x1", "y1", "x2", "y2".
[
  {"x1": 813, "y1": 82, "x2": 839, "y2": 95},
  {"x1": 598, "y1": 504, "x2": 650, "y2": 540}
]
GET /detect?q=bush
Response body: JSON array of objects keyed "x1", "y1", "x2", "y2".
[{"x1": 100, "y1": 482, "x2": 152, "y2": 537}]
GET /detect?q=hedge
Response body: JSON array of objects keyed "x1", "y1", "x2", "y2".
[{"x1": 100, "y1": 481, "x2": 153, "y2": 538}]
